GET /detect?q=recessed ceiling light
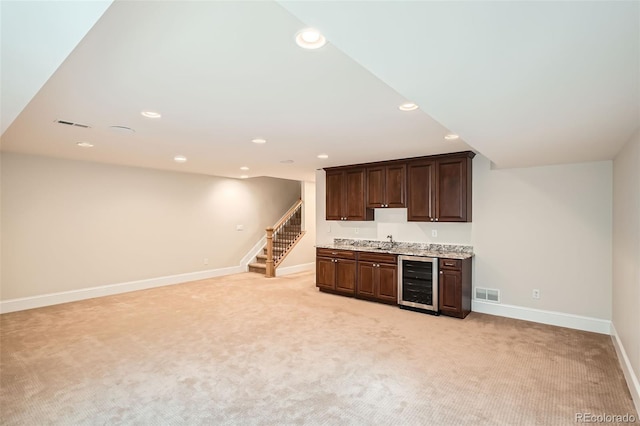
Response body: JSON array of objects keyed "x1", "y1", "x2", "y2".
[
  {"x1": 251, "y1": 138, "x2": 267, "y2": 144},
  {"x1": 399, "y1": 102, "x2": 419, "y2": 111},
  {"x1": 295, "y1": 28, "x2": 327, "y2": 49},
  {"x1": 240, "y1": 166, "x2": 249, "y2": 171},
  {"x1": 280, "y1": 160, "x2": 294, "y2": 164},
  {"x1": 240, "y1": 175, "x2": 249, "y2": 179},
  {"x1": 174, "y1": 155, "x2": 187, "y2": 163},
  {"x1": 317, "y1": 154, "x2": 329, "y2": 159},
  {"x1": 141, "y1": 111, "x2": 161, "y2": 118},
  {"x1": 76, "y1": 142, "x2": 94, "y2": 148},
  {"x1": 444, "y1": 134, "x2": 460, "y2": 140}
]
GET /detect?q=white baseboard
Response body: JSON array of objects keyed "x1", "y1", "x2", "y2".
[
  {"x1": 610, "y1": 323, "x2": 640, "y2": 415},
  {"x1": 276, "y1": 262, "x2": 315, "y2": 276},
  {"x1": 0, "y1": 266, "x2": 243, "y2": 314},
  {"x1": 472, "y1": 300, "x2": 611, "y2": 335}
]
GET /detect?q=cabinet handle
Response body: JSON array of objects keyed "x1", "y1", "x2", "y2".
[
  {"x1": 440, "y1": 271, "x2": 443, "y2": 274},
  {"x1": 435, "y1": 218, "x2": 439, "y2": 221},
  {"x1": 430, "y1": 218, "x2": 434, "y2": 222},
  {"x1": 331, "y1": 252, "x2": 338, "y2": 255}
]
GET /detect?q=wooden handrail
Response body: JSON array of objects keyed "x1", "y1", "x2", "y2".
[{"x1": 272, "y1": 198, "x2": 302, "y2": 232}]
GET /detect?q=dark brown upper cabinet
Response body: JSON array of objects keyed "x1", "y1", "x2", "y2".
[
  {"x1": 326, "y1": 151, "x2": 473, "y2": 222},
  {"x1": 325, "y1": 167, "x2": 373, "y2": 221},
  {"x1": 366, "y1": 163, "x2": 406, "y2": 208},
  {"x1": 407, "y1": 152, "x2": 474, "y2": 222}
]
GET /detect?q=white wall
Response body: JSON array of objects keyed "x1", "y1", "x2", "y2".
[
  {"x1": 1, "y1": 153, "x2": 300, "y2": 300},
  {"x1": 316, "y1": 154, "x2": 613, "y2": 321},
  {"x1": 612, "y1": 128, "x2": 640, "y2": 404},
  {"x1": 472, "y1": 155, "x2": 612, "y2": 319}
]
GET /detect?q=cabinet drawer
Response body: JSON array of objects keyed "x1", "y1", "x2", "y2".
[
  {"x1": 358, "y1": 251, "x2": 397, "y2": 264},
  {"x1": 439, "y1": 258, "x2": 462, "y2": 270},
  {"x1": 316, "y1": 248, "x2": 356, "y2": 259}
]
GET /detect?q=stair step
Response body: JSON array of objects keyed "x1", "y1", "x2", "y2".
[
  {"x1": 248, "y1": 263, "x2": 266, "y2": 273},
  {"x1": 256, "y1": 254, "x2": 268, "y2": 262}
]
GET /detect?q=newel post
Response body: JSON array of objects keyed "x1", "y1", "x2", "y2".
[{"x1": 265, "y1": 227, "x2": 275, "y2": 278}]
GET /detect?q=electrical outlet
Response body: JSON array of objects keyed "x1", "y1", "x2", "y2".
[
  {"x1": 203, "y1": 258, "x2": 209, "y2": 265},
  {"x1": 431, "y1": 230, "x2": 438, "y2": 237},
  {"x1": 236, "y1": 224, "x2": 244, "y2": 231},
  {"x1": 532, "y1": 289, "x2": 540, "y2": 299},
  {"x1": 354, "y1": 227, "x2": 359, "y2": 234}
]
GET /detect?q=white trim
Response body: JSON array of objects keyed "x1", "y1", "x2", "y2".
[
  {"x1": 610, "y1": 323, "x2": 640, "y2": 415},
  {"x1": 472, "y1": 300, "x2": 611, "y2": 335},
  {"x1": 276, "y1": 262, "x2": 315, "y2": 276},
  {"x1": 240, "y1": 236, "x2": 266, "y2": 269},
  {"x1": 0, "y1": 266, "x2": 243, "y2": 314}
]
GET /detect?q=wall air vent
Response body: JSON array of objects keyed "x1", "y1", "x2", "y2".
[
  {"x1": 55, "y1": 119, "x2": 91, "y2": 129},
  {"x1": 475, "y1": 287, "x2": 501, "y2": 303}
]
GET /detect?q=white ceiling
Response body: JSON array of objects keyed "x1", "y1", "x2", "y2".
[{"x1": 1, "y1": 1, "x2": 638, "y2": 181}]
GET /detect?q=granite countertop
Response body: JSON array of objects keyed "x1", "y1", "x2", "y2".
[{"x1": 316, "y1": 238, "x2": 474, "y2": 260}]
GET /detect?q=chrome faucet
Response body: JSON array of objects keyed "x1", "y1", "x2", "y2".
[{"x1": 386, "y1": 235, "x2": 394, "y2": 244}]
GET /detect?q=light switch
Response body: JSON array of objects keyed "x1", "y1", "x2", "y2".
[{"x1": 236, "y1": 225, "x2": 244, "y2": 231}]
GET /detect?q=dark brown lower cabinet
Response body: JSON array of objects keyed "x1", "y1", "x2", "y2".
[
  {"x1": 317, "y1": 248, "x2": 472, "y2": 319},
  {"x1": 356, "y1": 252, "x2": 398, "y2": 304},
  {"x1": 315, "y1": 248, "x2": 356, "y2": 295},
  {"x1": 439, "y1": 258, "x2": 472, "y2": 318},
  {"x1": 316, "y1": 249, "x2": 397, "y2": 303}
]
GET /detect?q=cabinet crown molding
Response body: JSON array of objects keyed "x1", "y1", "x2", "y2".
[{"x1": 323, "y1": 150, "x2": 476, "y2": 172}]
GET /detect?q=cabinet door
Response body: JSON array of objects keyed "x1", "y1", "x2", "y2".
[
  {"x1": 407, "y1": 160, "x2": 435, "y2": 221},
  {"x1": 344, "y1": 168, "x2": 370, "y2": 221},
  {"x1": 316, "y1": 257, "x2": 336, "y2": 290},
  {"x1": 357, "y1": 261, "x2": 376, "y2": 297},
  {"x1": 385, "y1": 164, "x2": 406, "y2": 208},
  {"x1": 366, "y1": 167, "x2": 385, "y2": 208},
  {"x1": 335, "y1": 259, "x2": 357, "y2": 294},
  {"x1": 325, "y1": 170, "x2": 344, "y2": 221},
  {"x1": 439, "y1": 269, "x2": 462, "y2": 316},
  {"x1": 377, "y1": 263, "x2": 398, "y2": 303},
  {"x1": 436, "y1": 157, "x2": 469, "y2": 222}
]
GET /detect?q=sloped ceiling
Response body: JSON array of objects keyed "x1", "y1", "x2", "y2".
[
  {"x1": 1, "y1": 1, "x2": 638, "y2": 181},
  {"x1": 0, "y1": 0, "x2": 112, "y2": 134},
  {"x1": 280, "y1": 0, "x2": 640, "y2": 169}
]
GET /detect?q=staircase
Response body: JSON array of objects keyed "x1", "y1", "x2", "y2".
[{"x1": 248, "y1": 199, "x2": 304, "y2": 277}]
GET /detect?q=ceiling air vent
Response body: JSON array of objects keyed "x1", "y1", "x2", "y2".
[{"x1": 55, "y1": 119, "x2": 91, "y2": 129}]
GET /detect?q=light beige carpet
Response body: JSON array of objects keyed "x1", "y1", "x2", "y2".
[{"x1": 1, "y1": 271, "x2": 637, "y2": 425}]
